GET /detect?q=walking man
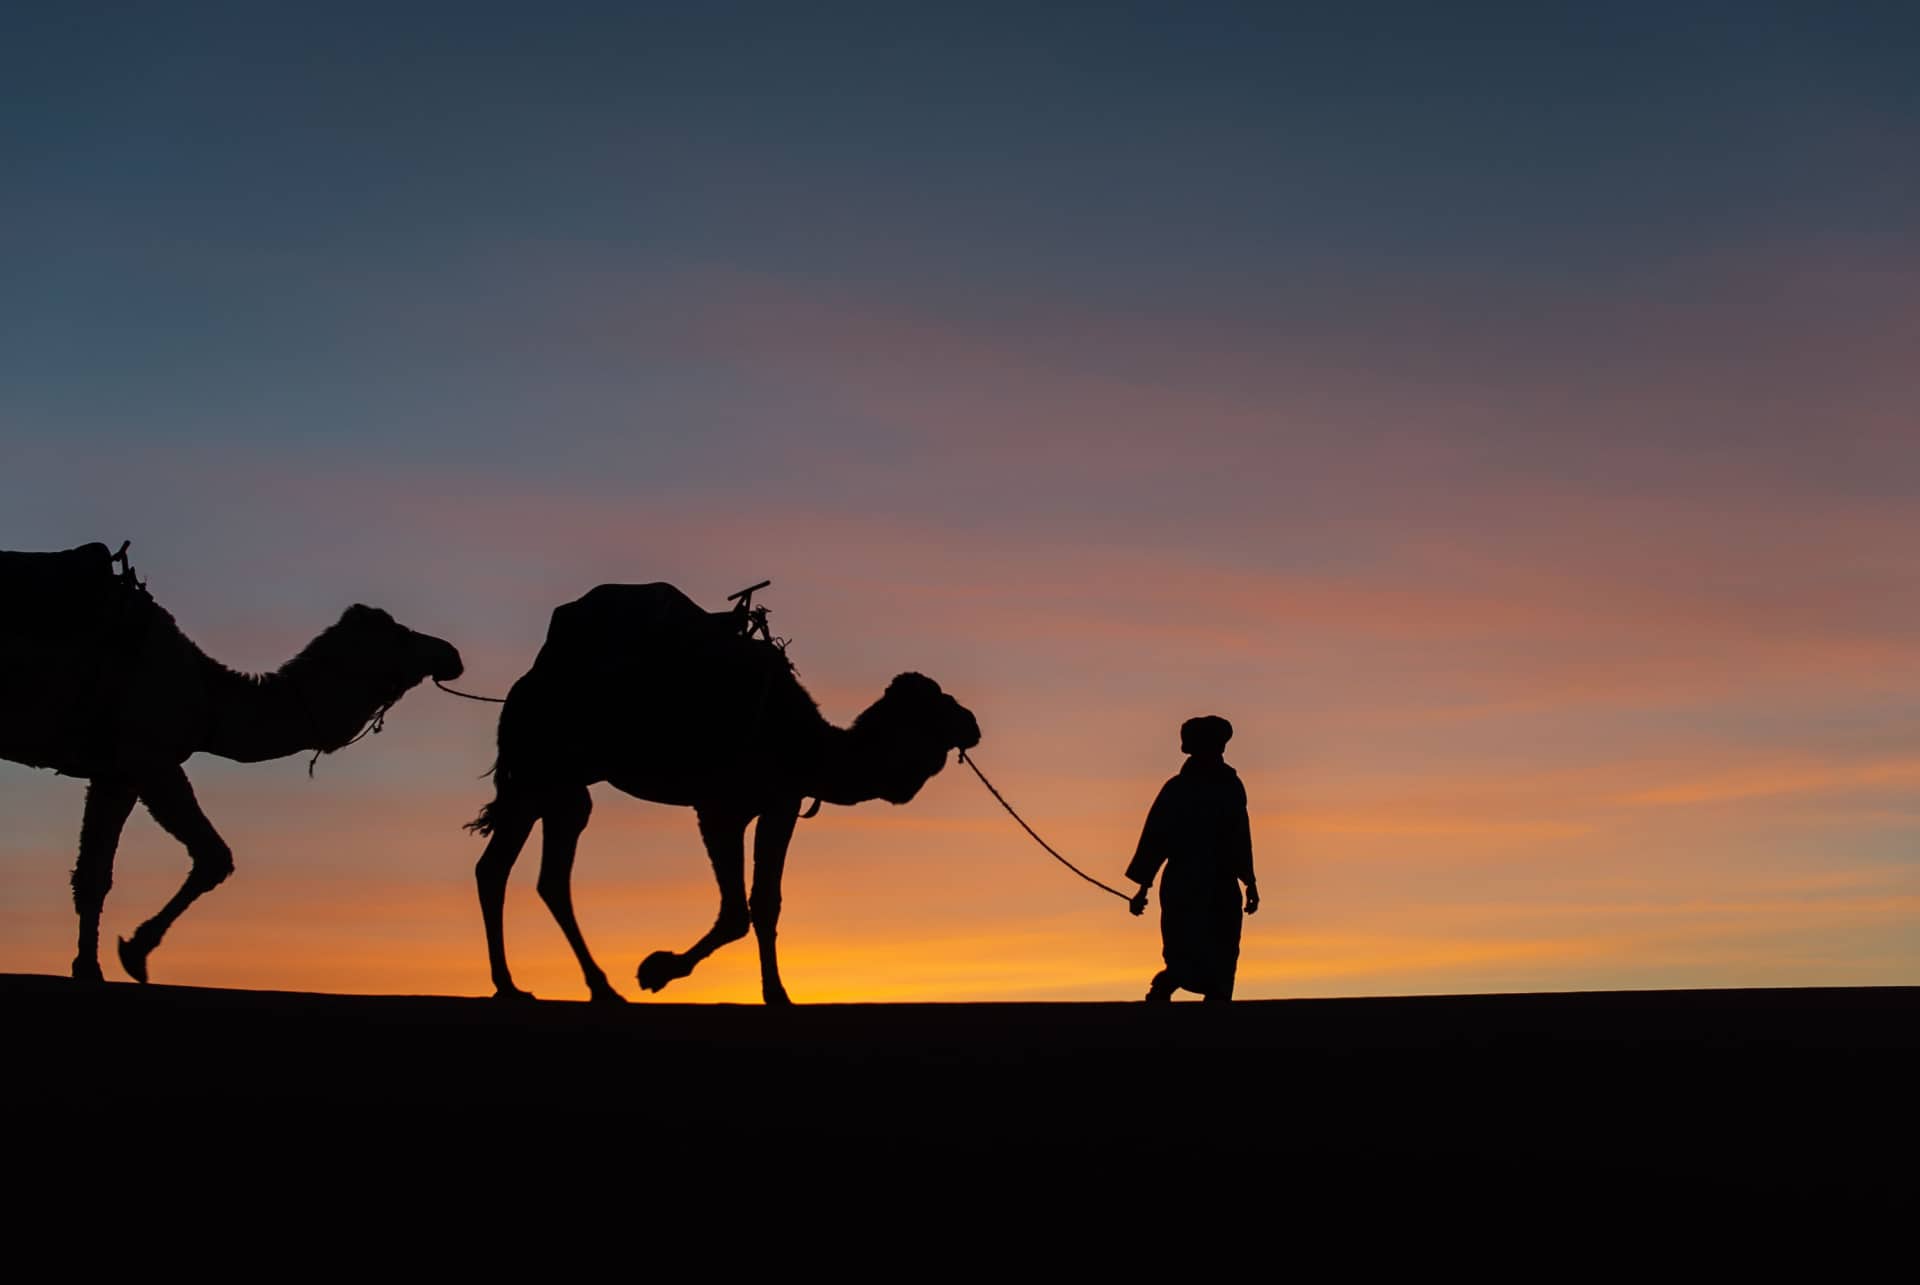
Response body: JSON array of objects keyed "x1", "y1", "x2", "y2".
[{"x1": 1126, "y1": 715, "x2": 1257, "y2": 1002}]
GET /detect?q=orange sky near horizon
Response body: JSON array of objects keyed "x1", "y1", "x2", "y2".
[
  {"x1": 3, "y1": 459, "x2": 1917, "y2": 1002},
  {"x1": 5, "y1": 5, "x2": 1919, "y2": 1002}
]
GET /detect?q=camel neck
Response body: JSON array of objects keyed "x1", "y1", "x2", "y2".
[
  {"x1": 809, "y1": 717, "x2": 943, "y2": 807},
  {"x1": 806, "y1": 721, "x2": 879, "y2": 806},
  {"x1": 197, "y1": 655, "x2": 361, "y2": 763}
]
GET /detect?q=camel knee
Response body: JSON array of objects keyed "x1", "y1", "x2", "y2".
[
  {"x1": 715, "y1": 904, "x2": 751, "y2": 942},
  {"x1": 188, "y1": 839, "x2": 234, "y2": 891}
]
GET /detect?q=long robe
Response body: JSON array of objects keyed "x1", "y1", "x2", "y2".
[{"x1": 1125, "y1": 757, "x2": 1255, "y2": 998}]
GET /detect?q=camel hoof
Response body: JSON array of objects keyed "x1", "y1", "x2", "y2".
[
  {"x1": 762, "y1": 986, "x2": 793, "y2": 1007},
  {"x1": 71, "y1": 956, "x2": 105, "y2": 986},
  {"x1": 492, "y1": 984, "x2": 536, "y2": 1002},
  {"x1": 637, "y1": 950, "x2": 688, "y2": 993},
  {"x1": 116, "y1": 937, "x2": 150, "y2": 984},
  {"x1": 588, "y1": 986, "x2": 629, "y2": 1006}
]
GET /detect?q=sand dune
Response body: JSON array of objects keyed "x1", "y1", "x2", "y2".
[{"x1": 8, "y1": 976, "x2": 1913, "y2": 1232}]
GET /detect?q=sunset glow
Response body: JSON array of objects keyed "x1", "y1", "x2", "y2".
[{"x1": 4, "y1": 4, "x2": 1916, "y2": 1000}]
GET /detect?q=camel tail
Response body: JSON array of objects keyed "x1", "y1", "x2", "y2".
[
  {"x1": 464, "y1": 760, "x2": 506, "y2": 835},
  {"x1": 465, "y1": 670, "x2": 539, "y2": 837}
]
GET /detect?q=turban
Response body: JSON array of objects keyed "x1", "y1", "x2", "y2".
[{"x1": 1179, "y1": 715, "x2": 1233, "y2": 756}]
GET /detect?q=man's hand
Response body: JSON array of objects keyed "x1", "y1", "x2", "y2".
[
  {"x1": 1129, "y1": 887, "x2": 1150, "y2": 917},
  {"x1": 1244, "y1": 883, "x2": 1260, "y2": 915}
]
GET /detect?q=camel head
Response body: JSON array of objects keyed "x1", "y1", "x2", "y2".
[
  {"x1": 302, "y1": 605, "x2": 465, "y2": 731},
  {"x1": 835, "y1": 672, "x2": 981, "y2": 806}
]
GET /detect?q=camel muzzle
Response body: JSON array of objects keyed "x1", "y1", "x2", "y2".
[{"x1": 426, "y1": 640, "x2": 465, "y2": 683}]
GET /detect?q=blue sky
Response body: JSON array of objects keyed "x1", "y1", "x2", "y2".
[{"x1": 3, "y1": 3, "x2": 1917, "y2": 998}]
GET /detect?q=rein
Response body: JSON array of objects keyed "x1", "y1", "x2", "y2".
[
  {"x1": 307, "y1": 673, "x2": 502, "y2": 775},
  {"x1": 307, "y1": 696, "x2": 397, "y2": 777},
  {"x1": 958, "y1": 750, "x2": 1132, "y2": 902},
  {"x1": 434, "y1": 679, "x2": 507, "y2": 703},
  {"x1": 311, "y1": 678, "x2": 505, "y2": 775}
]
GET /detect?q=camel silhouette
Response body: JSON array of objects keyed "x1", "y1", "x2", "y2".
[
  {"x1": 467, "y1": 582, "x2": 981, "y2": 1004},
  {"x1": 0, "y1": 543, "x2": 464, "y2": 983}
]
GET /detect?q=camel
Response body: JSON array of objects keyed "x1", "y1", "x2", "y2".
[
  {"x1": 0, "y1": 542, "x2": 464, "y2": 983},
  {"x1": 468, "y1": 582, "x2": 981, "y2": 1005}
]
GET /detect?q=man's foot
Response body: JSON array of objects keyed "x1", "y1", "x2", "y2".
[{"x1": 1144, "y1": 971, "x2": 1176, "y2": 1003}]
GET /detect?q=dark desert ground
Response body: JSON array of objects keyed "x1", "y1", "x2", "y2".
[
  {"x1": 9, "y1": 975, "x2": 1915, "y2": 1232},
  {"x1": 10, "y1": 6, "x2": 1920, "y2": 1252}
]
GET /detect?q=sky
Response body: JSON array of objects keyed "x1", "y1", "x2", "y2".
[{"x1": 3, "y1": 2, "x2": 1917, "y2": 1001}]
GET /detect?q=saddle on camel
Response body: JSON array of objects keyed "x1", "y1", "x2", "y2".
[{"x1": 0, "y1": 541, "x2": 161, "y2": 776}]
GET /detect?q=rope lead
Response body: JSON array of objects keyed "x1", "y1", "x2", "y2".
[
  {"x1": 435, "y1": 679, "x2": 507, "y2": 703},
  {"x1": 307, "y1": 700, "x2": 394, "y2": 777},
  {"x1": 959, "y1": 750, "x2": 1132, "y2": 902}
]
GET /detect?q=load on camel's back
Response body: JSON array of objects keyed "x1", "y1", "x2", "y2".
[
  {"x1": 469, "y1": 581, "x2": 982, "y2": 1005},
  {"x1": 0, "y1": 542, "x2": 465, "y2": 984},
  {"x1": 0, "y1": 542, "x2": 161, "y2": 773}
]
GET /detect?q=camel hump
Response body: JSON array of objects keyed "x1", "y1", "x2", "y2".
[{"x1": 532, "y1": 582, "x2": 742, "y2": 670}]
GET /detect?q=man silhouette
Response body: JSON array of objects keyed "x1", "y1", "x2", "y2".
[{"x1": 1126, "y1": 715, "x2": 1257, "y2": 1002}]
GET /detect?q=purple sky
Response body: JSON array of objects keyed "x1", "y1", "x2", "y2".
[{"x1": 3, "y1": 3, "x2": 1917, "y2": 998}]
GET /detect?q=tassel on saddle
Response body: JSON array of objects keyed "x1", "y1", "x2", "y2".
[{"x1": 722, "y1": 580, "x2": 819, "y2": 820}]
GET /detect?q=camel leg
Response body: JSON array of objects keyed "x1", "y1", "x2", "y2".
[
  {"x1": 71, "y1": 778, "x2": 138, "y2": 983},
  {"x1": 750, "y1": 802, "x2": 800, "y2": 1006},
  {"x1": 475, "y1": 794, "x2": 538, "y2": 1000},
  {"x1": 637, "y1": 808, "x2": 749, "y2": 994},
  {"x1": 534, "y1": 785, "x2": 623, "y2": 1004},
  {"x1": 119, "y1": 765, "x2": 232, "y2": 984}
]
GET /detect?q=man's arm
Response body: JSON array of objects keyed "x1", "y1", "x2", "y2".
[
  {"x1": 1233, "y1": 777, "x2": 1257, "y2": 913},
  {"x1": 1123, "y1": 780, "x2": 1179, "y2": 902}
]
